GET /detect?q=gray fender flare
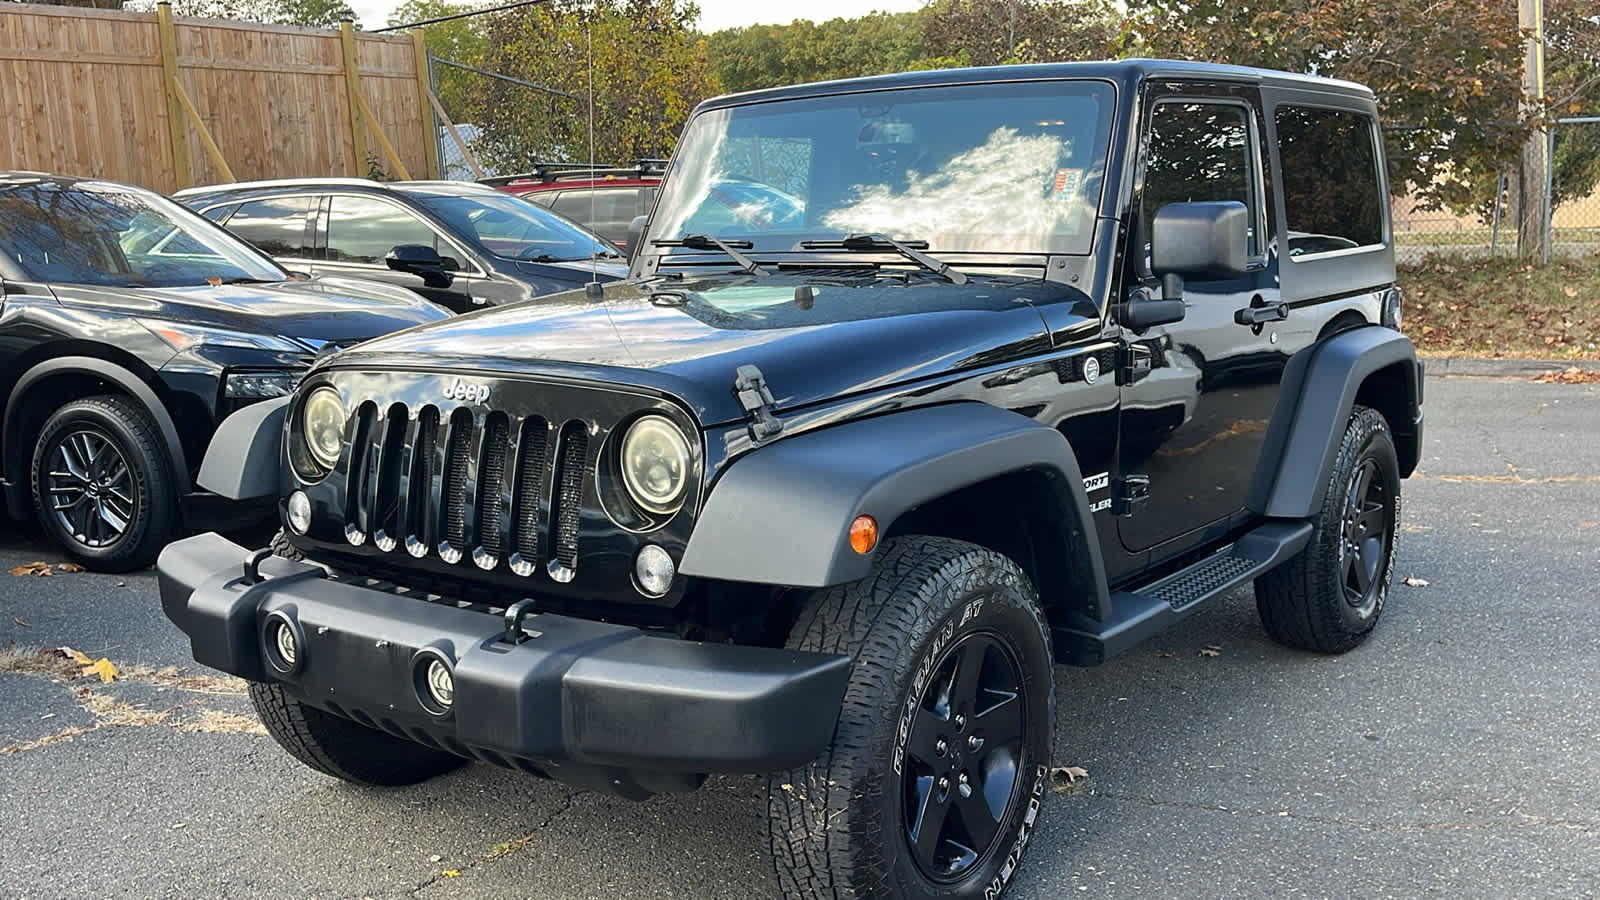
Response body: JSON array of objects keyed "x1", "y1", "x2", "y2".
[
  {"x1": 679, "y1": 402, "x2": 1111, "y2": 613},
  {"x1": 196, "y1": 396, "x2": 289, "y2": 500},
  {"x1": 3, "y1": 356, "x2": 191, "y2": 509},
  {"x1": 1247, "y1": 326, "x2": 1423, "y2": 519}
]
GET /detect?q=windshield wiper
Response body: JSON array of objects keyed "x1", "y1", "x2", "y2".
[
  {"x1": 217, "y1": 277, "x2": 279, "y2": 285},
  {"x1": 652, "y1": 233, "x2": 768, "y2": 276},
  {"x1": 801, "y1": 233, "x2": 967, "y2": 285}
]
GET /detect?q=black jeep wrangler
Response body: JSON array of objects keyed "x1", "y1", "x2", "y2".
[{"x1": 158, "y1": 60, "x2": 1423, "y2": 899}]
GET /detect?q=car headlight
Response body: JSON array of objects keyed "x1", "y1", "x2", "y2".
[
  {"x1": 140, "y1": 319, "x2": 313, "y2": 353},
  {"x1": 224, "y1": 370, "x2": 302, "y2": 399},
  {"x1": 301, "y1": 386, "x2": 345, "y2": 470},
  {"x1": 620, "y1": 415, "x2": 690, "y2": 515}
]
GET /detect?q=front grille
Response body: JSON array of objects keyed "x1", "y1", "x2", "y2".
[{"x1": 342, "y1": 402, "x2": 594, "y2": 577}]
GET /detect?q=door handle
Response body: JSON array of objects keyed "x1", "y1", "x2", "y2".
[{"x1": 1234, "y1": 299, "x2": 1289, "y2": 326}]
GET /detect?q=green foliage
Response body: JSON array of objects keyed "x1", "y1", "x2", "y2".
[
  {"x1": 136, "y1": 0, "x2": 355, "y2": 27},
  {"x1": 1545, "y1": 0, "x2": 1600, "y2": 212},
  {"x1": 389, "y1": 0, "x2": 489, "y2": 120},
  {"x1": 1122, "y1": 0, "x2": 1532, "y2": 220},
  {"x1": 918, "y1": 0, "x2": 1119, "y2": 68},
  {"x1": 474, "y1": 0, "x2": 716, "y2": 170},
  {"x1": 704, "y1": 12, "x2": 924, "y2": 95}
]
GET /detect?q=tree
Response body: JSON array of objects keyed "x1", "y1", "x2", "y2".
[
  {"x1": 705, "y1": 12, "x2": 923, "y2": 95},
  {"x1": 1124, "y1": 0, "x2": 1529, "y2": 219},
  {"x1": 1544, "y1": 0, "x2": 1600, "y2": 213},
  {"x1": 127, "y1": 0, "x2": 355, "y2": 27},
  {"x1": 474, "y1": 0, "x2": 717, "y2": 169},
  {"x1": 919, "y1": 0, "x2": 1120, "y2": 68},
  {"x1": 388, "y1": 0, "x2": 490, "y2": 120}
]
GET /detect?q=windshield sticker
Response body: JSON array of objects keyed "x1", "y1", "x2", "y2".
[{"x1": 1050, "y1": 168, "x2": 1083, "y2": 201}]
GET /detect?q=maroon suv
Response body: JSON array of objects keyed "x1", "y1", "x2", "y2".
[{"x1": 485, "y1": 160, "x2": 663, "y2": 251}]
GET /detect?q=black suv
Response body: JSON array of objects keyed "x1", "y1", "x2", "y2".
[
  {"x1": 177, "y1": 178, "x2": 627, "y2": 314},
  {"x1": 159, "y1": 61, "x2": 1423, "y2": 899},
  {"x1": 0, "y1": 172, "x2": 448, "y2": 570}
]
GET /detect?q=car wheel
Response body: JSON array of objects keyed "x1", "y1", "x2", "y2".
[
  {"x1": 249, "y1": 681, "x2": 466, "y2": 787},
  {"x1": 1255, "y1": 405, "x2": 1401, "y2": 653},
  {"x1": 29, "y1": 395, "x2": 178, "y2": 572},
  {"x1": 760, "y1": 536, "x2": 1055, "y2": 900}
]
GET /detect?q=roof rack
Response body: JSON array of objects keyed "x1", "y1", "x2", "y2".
[{"x1": 479, "y1": 158, "x2": 668, "y2": 187}]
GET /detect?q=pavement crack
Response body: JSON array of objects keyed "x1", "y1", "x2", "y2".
[
  {"x1": 1089, "y1": 791, "x2": 1596, "y2": 833},
  {"x1": 405, "y1": 787, "x2": 583, "y2": 896}
]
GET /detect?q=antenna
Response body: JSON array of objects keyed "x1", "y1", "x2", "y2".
[{"x1": 583, "y1": 11, "x2": 603, "y2": 301}]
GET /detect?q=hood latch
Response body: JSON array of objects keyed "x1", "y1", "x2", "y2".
[{"x1": 734, "y1": 365, "x2": 783, "y2": 442}]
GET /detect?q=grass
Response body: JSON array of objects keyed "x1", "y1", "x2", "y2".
[
  {"x1": 1395, "y1": 228, "x2": 1600, "y2": 247},
  {"x1": 1401, "y1": 255, "x2": 1600, "y2": 359}
]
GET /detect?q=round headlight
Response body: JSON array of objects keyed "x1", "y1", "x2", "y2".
[
  {"x1": 301, "y1": 387, "x2": 345, "y2": 470},
  {"x1": 620, "y1": 415, "x2": 690, "y2": 515}
]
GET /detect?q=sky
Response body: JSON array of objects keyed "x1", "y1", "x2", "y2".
[{"x1": 352, "y1": 0, "x2": 926, "y2": 32}]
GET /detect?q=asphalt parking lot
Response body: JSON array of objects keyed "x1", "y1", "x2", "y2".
[{"x1": 2, "y1": 373, "x2": 1596, "y2": 900}]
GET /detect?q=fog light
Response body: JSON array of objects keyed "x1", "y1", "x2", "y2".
[
  {"x1": 634, "y1": 544, "x2": 676, "y2": 597},
  {"x1": 424, "y1": 659, "x2": 454, "y2": 708},
  {"x1": 287, "y1": 491, "x2": 312, "y2": 534},
  {"x1": 273, "y1": 620, "x2": 297, "y2": 666}
]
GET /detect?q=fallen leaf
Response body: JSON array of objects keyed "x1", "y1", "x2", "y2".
[
  {"x1": 1199, "y1": 645, "x2": 1222, "y2": 657},
  {"x1": 83, "y1": 658, "x2": 119, "y2": 683},
  {"x1": 443, "y1": 870, "x2": 461, "y2": 878},
  {"x1": 57, "y1": 562, "x2": 85, "y2": 573},
  {"x1": 1582, "y1": 522, "x2": 1597, "y2": 529},
  {"x1": 780, "y1": 783, "x2": 794, "y2": 792},
  {"x1": 1049, "y1": 765, "x2": 1090, "y2": 793},
  {"x1": 1564, "y1": 286, "x2": 1578, "y2": 298},
  {"x1": 171, "y1": 822, "x2": 186, "y2": 830},
  {"x1": 1534, "y1": 367, "x2": 1600, "y2": 384},
  {"x1": 1157, "y1": 651, "x2": 1177, "y2": 659},
  {"x1": 1402, "y1": 575, "x2": 1430, "y2": 587},
  {"x1": 429, "y1": 855, "x2": 443, "y2": 863},
  {"x1": 12, "y1": 617, "x2": 28, "y2": 627},
  {"x1": 60, "y1": 647, "x2": 94, "y2": 666},
  {"x1": 10, "y1": 562, "x2": 53, "y2": 577}
]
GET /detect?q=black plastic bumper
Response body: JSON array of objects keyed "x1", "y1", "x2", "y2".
[{"x1": 158, "y1": 533, "x2": 851, "y2": 786}]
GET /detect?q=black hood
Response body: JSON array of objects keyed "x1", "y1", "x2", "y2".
[
  {"x1": 325, "y1": 275, "x2": 1096, "y2": 426},
  {"x1": 50, "y1": 275, "x2": 448, "y2": 343}
]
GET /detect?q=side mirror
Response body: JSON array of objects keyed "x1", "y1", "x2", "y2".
[
  {"x1": 625, "y1": 215, "x2": 648, "y2": 263},
  {"x1": 385, "y1": 244, "x2": 454, "y2": 288},
  {"x1": 1150, "y1": 201, "x2": 1249, "y2": 281}
]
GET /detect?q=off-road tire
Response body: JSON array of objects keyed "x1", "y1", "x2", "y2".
[
  {"x1": 29, "y1": 395, "x2": 178, "y2": 572},
  {"x1": 249, "y1": 682, "x2": 466, "y2": 786},
  {"x1": 1255, "y1": 405, "x2": 1400, "y2": 653},
  {"x1": 760, "y1": 536, "x2": 1055, "y2": 900}
]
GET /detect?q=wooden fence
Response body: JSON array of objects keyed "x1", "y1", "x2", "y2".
[{"x1": 0, "y1": 2, "x2": 437, "y2": 194}]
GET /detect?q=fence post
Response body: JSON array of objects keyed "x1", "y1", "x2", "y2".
[
  {"x1": 410, "y1": 32, "x2": 441, "y2": 180},
  {"x1": 1544, "y1": 128, "x2": 1555, "y2": 264},
  {"x1": 339, "y1": 18, "x2": 369, "y2": 177},
  {"x1": 155, "y1": 2, "x2": 190, "y2": 191}
]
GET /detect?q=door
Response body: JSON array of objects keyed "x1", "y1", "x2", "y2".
[
  {"x1": 312, "y1": 194, "x2": 479, "y2": 312},
  {"x1": 1117, "y1": 91, "x2": 1287, "y2": 555}
]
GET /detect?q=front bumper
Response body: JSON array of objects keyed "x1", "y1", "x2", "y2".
[{"x1": 158, "y1": 533, "x2": 851, "y2": 793}]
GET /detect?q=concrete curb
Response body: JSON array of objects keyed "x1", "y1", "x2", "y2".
[{"x1": 1424, "y1": 357, "x2": 1600, "y2": 377}]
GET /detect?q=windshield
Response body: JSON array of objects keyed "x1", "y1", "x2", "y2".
[
  {"x1": 413, "y1": 193, "x2": 618, "y2": 261},
  {"x1": 0, "y1": 182, "x2": 284, "y2": 287},
  {"x1": 648, "y1": 79, "x2": 1117, "y2": 257}
]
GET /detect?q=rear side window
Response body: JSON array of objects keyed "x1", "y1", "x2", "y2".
[
  {"x1": 324, "y1": 195, "x2": 443, "y2": 265},
  {"x1": 550, "y1": 188, "x2": 651, "y2": 244},
  {"x1": 1275, "y1": 106, "x2": 1384, "y2": 254},
  {"x1": 223, "y1": 197, "x2": 313, "y2": 258}
]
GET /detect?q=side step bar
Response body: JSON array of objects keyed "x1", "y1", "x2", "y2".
[{"x1": 1053, "y1": 520, "x2": 1314, "y2": 666}]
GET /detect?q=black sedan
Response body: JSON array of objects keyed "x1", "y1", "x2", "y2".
[
  {"x1": 0, "y1": 171, "x2": 449, "y2": 571},
  {"x1": 177, "y1": 179, "x2": 629, "y2": 313}
]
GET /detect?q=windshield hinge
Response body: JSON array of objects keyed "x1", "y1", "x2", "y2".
[{"x1": 733, "y1": 365, "x2": 784, "y2": 442}]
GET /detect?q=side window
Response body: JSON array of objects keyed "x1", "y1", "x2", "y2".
[
  {"x1": 550, "y1": 189, "x2": 645, "y2": 244},
  {"x1": 1141, "y1": 102, "x2": 1261, "y2": 259},
  {"x1": 1275, "y1": 105, "x2": 1384, "y2": 255},
  {"x1": 325, "y1": 195, "x2": 444, "y2": 266},
  {"x1": 223, "y1": 197, "x2": 313, "y2": 258}
]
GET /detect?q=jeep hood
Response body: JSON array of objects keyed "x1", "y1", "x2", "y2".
[{"x1": 324, "y1": 276, "x2": 1094, "y2": 426}]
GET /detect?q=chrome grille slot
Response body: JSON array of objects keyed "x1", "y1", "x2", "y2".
[
  {"x1": 551, "y1": 421, "x2": 589, "y2": 572},
  {"x1": 510, "y1": 415, "x2": 549, "y2": 573},
  {"x1": 475, "y1": 414, "x2": 511, "y2": 563},
  {"x1": 343, "y1": 402, "x2": 376, "y2": 540},
  {"x1": 404, "y1": 406, "x2": 440, "y2": 554},
  {"x1": 441, "y1": 408, "x2": 475, "y2": 555},
  {"x1": 371, "y1": 405, "x2": 407, "y2": 550}
]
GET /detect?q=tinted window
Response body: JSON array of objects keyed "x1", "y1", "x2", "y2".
[
  {"x1": 1142, "y1": 102, "x2": 1260, "y2": 257},
  {"x1": 223, "y1": 197, "x2": 313, "y2": 257},
  {"x1": 550, "y1": 188, "x2": 650, "y2": 245},
  {"x1": 412, "y1": 192, "x2": 614, "y2": 261},
  {"x1": 325, "y1": 195, "x2": 445, "y2": 265},
  {"x1": 1276, "y1": 106, "x2": 1383, "y2": 252}
]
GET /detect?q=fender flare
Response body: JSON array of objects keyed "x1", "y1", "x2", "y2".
[
  {"x1": 3, "y1": 356, "x2": 191, "y2": 510},
  {"x1": 196, "y1": 396, "x2": 289, "y2": 500},
  {"x1": 1247, "y1": 326, "x2": 1422, "y2": 519},
  {"x1": 679, "y1": 402, "x2": 1111, "y2": 614}
]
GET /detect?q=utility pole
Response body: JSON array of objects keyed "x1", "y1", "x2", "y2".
[{"x1": 1516, "y1": 0, "x2": 1547, "y2": 259}]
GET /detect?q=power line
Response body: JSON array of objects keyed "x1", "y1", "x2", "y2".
[{"x1": 373, "y1": 0, "x2": 556, "y2": 33}]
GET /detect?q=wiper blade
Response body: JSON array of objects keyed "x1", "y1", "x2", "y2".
[
  {"x1": 801, "y1": 233, "x2": 967, "y2": 285},
  {"x1": 652, "y1": 233, "x2": 768, "y2": 276},
  {"x1": 218, "y1": 277, "x2": 279, "y2": 285}
]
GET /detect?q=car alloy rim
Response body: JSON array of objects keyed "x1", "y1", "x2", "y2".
[
  {"x1": 900, "y1": 627, "x2": 1028, "y2": 882},
  {"x1": 46, "y1": 429, "x2": 136, "y2": 549},
  {"x1": 1339, "y1": 458, "x2": 1391, "y2": 614}
]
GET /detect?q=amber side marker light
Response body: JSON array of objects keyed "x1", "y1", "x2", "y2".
[{"x1": 849, "y1": 515, "x2": 879, "y2": 554}]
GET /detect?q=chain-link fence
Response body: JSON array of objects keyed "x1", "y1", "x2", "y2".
[{"x1": 1392, "y1": 117, "x2": 1600, "y2": 265}]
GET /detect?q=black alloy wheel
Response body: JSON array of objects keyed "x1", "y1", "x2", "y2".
[
  {"x1": 1338, "y1": 456, "x2": 1394, "y2": 617},
  {"x1": 45, "y1": 429, "x2": 137, "y2": 549},
  {"x1": 901, "y1": 631, "x2": 1028, "y2": 881},
  {"x1": 29, "y1": 396, "x2": 178, "y2": 572}
]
